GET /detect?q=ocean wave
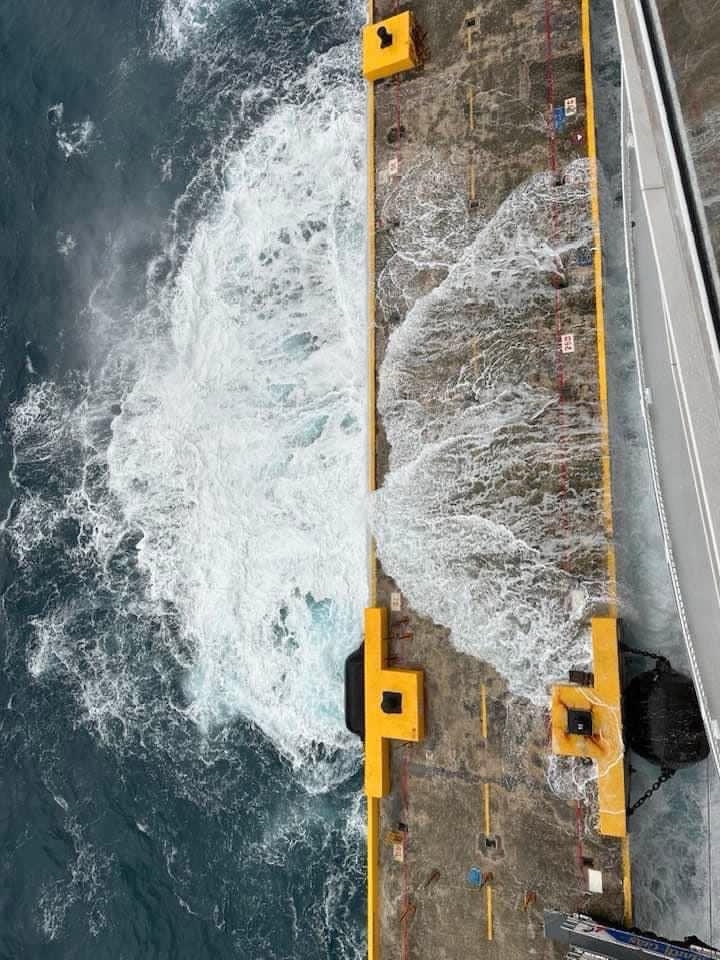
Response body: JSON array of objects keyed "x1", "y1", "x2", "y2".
[
  {"x1": 37, "y1": 816, "x2": 114, "y2": 941},
  {"x1": 9, "y1": 43, "x2": 366, "y2": 789},
  {"x1": 154, "y1": 0, "x2": 225, "y2": 58}
]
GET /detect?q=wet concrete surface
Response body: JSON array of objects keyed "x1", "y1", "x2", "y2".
[{"x1": 369, "y1": 1, "x2": 626, "y2": 956}]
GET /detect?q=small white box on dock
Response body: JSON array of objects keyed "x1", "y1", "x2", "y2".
[{"x1": 587, "y1": 868, "x2": 603, "y2": 893}]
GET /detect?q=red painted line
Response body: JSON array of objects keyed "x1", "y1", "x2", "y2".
[
  {"x1": 399, "y1": 625, "x2": 411, "y2": 960},
  {"x1": 401, "y1": 747, "x2": 410, "y2": 960},
  {"x1": 543, "y1": 0, "x2": 570, "y2": 567},
  {"x1": 575, "y1": 799, "x2": 586, "y2": 878},
  {"x1": 394, "y1": 73, "x2": 402, "y2": 168},
  {"x1": 545, "y1": 3, "x2": 590, "y2": 903}
]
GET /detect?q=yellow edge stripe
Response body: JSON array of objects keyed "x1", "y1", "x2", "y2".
[
  {"x1": 367, "y1": 47, "x2": 376, "y2": 502},
  {"x1": 581, "y1": 0, "x2": 616, "y2": 610},
  {"x1": 581, "y1": 0, "x2": 631, "y2": 924},
  {"x1": 368, "y1": 796, "x2": 381, "y2": 960},
  {"x1": 483, "y1": 782, "x2": 491, "y2": 837},
  {"x1": 366, "y1": 5, "x2": 380, "y2": 960},
  {"x1": 366, "y1": 0, "x2": 378, "y2": 609},
  {"x1": 622, "y1": 834, "x2": 633, "y2": 926},
  {"x1": 486, "y1": 885, "x2": 494, "y2": 941}
]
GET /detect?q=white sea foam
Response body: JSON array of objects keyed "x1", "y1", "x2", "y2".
[
  {"x1": 55, "y1": 118, "x2": 99, "y2": 161},
  {"x1": 11, "y1": 49, "x2": 366, "y2": 786},
  {"x1": 48, "y1": 102, "x2": 64, "y2": 124},
  {"x1": 155, "y1": 0, "x2": 224, "y2": 58},
  {"x1": 372, "y1": 160, "x2": 603, "y2": 705},
  {"x1": 108, "y1": 61, "x2": 366, "y2": 768},
  {"x1": 248, "y1": 791, "x2": 365, "y2": 958},
  {"x1": 56, "y1": 231, "x2": 76, "y2": 257},
  {"x1": 37, "y1": 817, "x2": 114, "y2": 940}
]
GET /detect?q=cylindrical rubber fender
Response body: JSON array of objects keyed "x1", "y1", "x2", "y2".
[
  {"x1": 624, "y1": 664, "x2": 709, "y2": 769},
  {"x1": 344, "y1": 645, "x2": 365, "y2": 740}
]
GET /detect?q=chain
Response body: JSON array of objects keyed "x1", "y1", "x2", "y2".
[
  {"x1": 621, "y1": 642, "x2": 678, "y2": 815},
  {"x1": 627, "y1": 767, "x2": 676, "y2": 816},
  {"x1": 619, "y1": 640, "x2": 671, "y2": 669}
]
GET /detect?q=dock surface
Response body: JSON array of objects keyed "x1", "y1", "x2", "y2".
[{"x1": 367, "y1": 1, "x2": 629, "y2": 956}]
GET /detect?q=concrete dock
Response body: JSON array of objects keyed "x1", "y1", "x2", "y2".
[{"x1": 366, "y1": 1, "x2": 629, "y2": 956}]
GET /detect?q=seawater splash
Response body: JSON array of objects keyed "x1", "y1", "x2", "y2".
[
  {"x1": 8, "y1": 46, "x2": 366, "y2": 788},
  {"x1": 372, "y1": 158, "x2": 606, "y2": 704}
]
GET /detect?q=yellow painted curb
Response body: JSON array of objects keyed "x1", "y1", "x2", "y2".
[
  {"x1": 366, "y1": 0, "x2": 379, "y2": 955},
  {"x1": 367, "y1": 796, "x2": 380, "y2": 960},
  {"x1": 581, "y1": 0, "x2": 632, "y2": 923}
]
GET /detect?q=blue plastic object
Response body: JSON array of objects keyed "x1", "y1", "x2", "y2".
[{"x1": 467, "y1": 867, "x2": 483, "y2": 887}]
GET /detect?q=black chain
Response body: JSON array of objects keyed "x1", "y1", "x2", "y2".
[
  {"x1": 620, "y1": 641, "x2": 678, "y2": 815},
  {"x1": 627, "y1": 767, "x2": 676, "y2": 816},
  {"x1": 619, "y1": 640, "x2": 670, "y2": 669}
]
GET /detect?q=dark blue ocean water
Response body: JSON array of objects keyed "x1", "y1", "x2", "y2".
[{"x1": 0, "y1": 1, "x2": 366, "y2": 956}]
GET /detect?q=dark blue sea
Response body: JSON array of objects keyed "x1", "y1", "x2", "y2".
[{"x1": 0, "y1": 1, "x2": 367, "y2": 956}]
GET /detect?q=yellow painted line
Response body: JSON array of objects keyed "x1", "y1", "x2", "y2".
[
  {"x1": 483, "y1": 782, "x2": 491, "y2": 837},
  {"x1": 368, "y1": 540, "x2": 377, "y2": 607},
  {"x1": 466, "y1": 28, "x2": 472, "y2": 52},
  {"x1": 581, "y1": 0, "x2": 617, "y2": 613},
  {"x1": 622, "y1": 834, "x2": 633, "y2": 926},
  {"x1": 367, "y1": 14, "x2": 377, "y2": 506},
  {"x1": 468, "y1": 87, "x2": 475, "y2": 131},
  {"x1": 486, "y1": 885, "x2": 494, "y2": 941},
  {"x1": 368, "y1": 796, "x2": 381, "y2": 960},
  {"x1": 366, "y1": 0, "x2": 378, "y2": 613},
  {"x1": 480, "y1": 683, "x2": 488, "y2": 739}
]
